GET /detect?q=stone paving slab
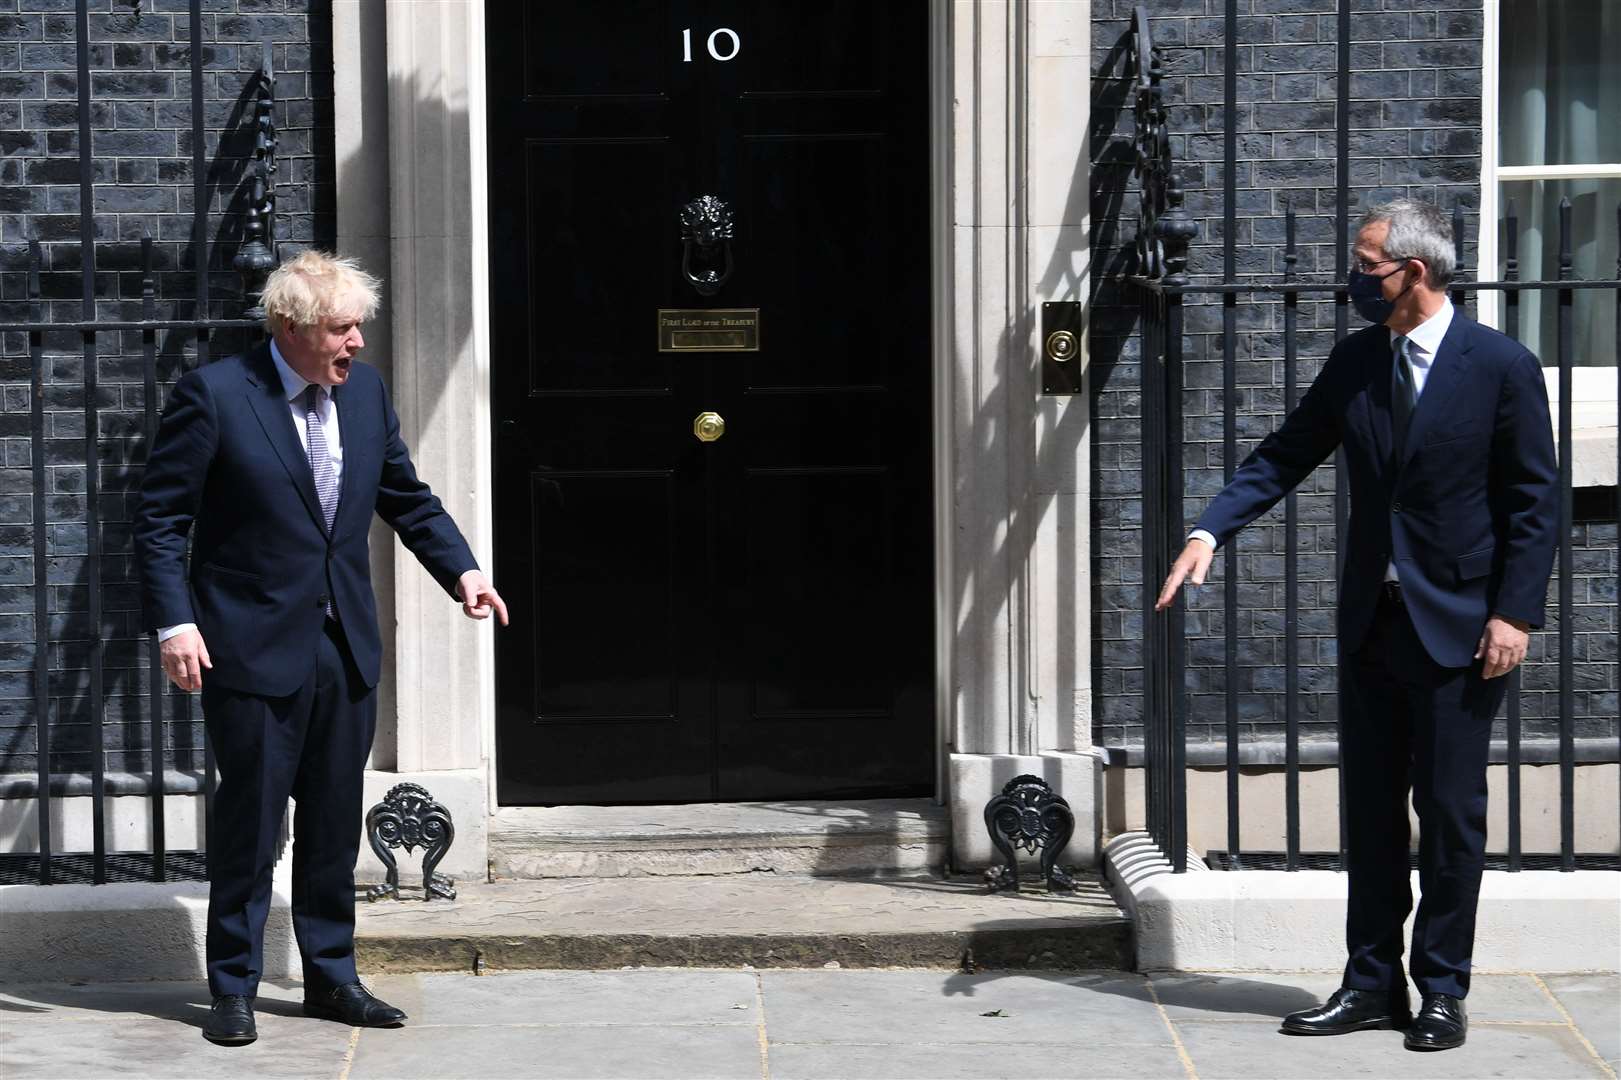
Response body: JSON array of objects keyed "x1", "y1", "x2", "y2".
[
  {"x1": 756, "y1": 970, "x2": 1167, "y2": 1047},
  {"x1": 1544, "y1": 974, "x2": 1621, "y2": 1074},
  {"x1": 1175, "y1": 1017, "x2": 1611, "y2": 1080},
  {"x1": 1150, "y1": 970, "x2": 1571, "y2": 1024},
  {"x1": 347, "y1": 1023, "x2": 764, "y2": 1080},
  {"x1": 363, "y1": 969, "x2": 763, "y2": 1028},
  {"x1": 0, "y1": 980, "x2": 354, "y2": 1080},
  {"x1": 766, "y1": 1041, "x2": 1190, "y2": 1080},
  {"x1": 1, "y1": 969, "x2": 1615, "y2": 1080}
]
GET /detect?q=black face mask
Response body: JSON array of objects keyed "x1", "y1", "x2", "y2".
[{"x1": 1348, "y1": 262, "x2": 1416, "y2": 324}]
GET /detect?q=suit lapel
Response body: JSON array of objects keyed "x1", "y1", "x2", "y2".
[
  {"x1": 331, "y1": 380, "x2": 363, "y2": 533},
  {"x1": 1399, "y1": 313, "x2": 1474, "y2": 473},
  {"x1": 1364, "y1": 336, "x2": 1397, "y2": 478},
  {"x1": 244, "y1": 343, "x2": 328, "y2": 534}
]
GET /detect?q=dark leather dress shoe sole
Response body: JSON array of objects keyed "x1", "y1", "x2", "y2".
[
  {"x1": 1280, "y1": 1013, "x2": 1410, "y2": 1036},
  {"x1": 302, "y1": 1000, "x2": 405, "y2": 1027},
  {"x1": 1280, "y1": 987, "x2": 1412, "y2": 1036},
  {"x1": 201, "y1": 1030, "x2": 258, "y2": 1046},
  {"x1": 1404, "y1": 994, "x2": 1467, "y2": 1051},
  {"x1": 1405, "y1": 1028, "x2": 1467, "y2": 1051},
  {"x1": 302, "y1": 983, "x2": 407, "y2": 1028},
  {"x1": 201, "y1": 995, "x2": 257, "y2": 1045}
]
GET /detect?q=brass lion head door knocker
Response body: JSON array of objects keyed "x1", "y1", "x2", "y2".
[{"x1": 680, "y1": 194, "x2": 735, "y2": 296}]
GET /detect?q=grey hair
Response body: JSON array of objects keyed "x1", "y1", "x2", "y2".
[{"x1": 1358, "y1": 199, "x2": 1455, "y2": 287}]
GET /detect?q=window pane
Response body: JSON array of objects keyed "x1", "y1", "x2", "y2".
[
  {"x1": 1500, "y1": 0, "x2": 1621, "y2": 167},
  {"x1": 1499, "y1": 178, "x2": 1620, "y2": 367}
]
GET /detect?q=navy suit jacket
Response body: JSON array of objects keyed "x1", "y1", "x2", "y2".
[
  {"x1": 1195, "y1": 312, "x2": 1558, "y2": 668},
  {"x1": 134, "y1": 344, "x2": 476, "y2": 697}
]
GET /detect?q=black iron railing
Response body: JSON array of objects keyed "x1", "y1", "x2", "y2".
[
  {"x1": 1124, "y1": 6, "x2": 1621, "y2": 874},
  {"x1": 2, "y1": 3, "x2": 280, "y2": 886}
]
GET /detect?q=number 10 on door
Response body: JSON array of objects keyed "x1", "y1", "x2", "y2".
[{"x1": 681, "y1": 27, "x2": 740, "y2": 62}]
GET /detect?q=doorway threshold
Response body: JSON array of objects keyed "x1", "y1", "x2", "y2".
[{"x1": 489, "y1": 798, "x2": 948, "y2": 879}]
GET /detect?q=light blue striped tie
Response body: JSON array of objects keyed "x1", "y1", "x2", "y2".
[{"x1": 303, "y1": 384, "x2": 338, "y2": 617}]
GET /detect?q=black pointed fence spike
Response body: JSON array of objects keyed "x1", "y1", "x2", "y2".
[{"x1": 1558, "y1": 198, "x2": 1573, "y2": 273}]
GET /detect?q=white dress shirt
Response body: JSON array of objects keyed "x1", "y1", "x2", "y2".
[
  {"x1": 156, "y1": 341, "x2": 344, "y2": 642},
  {"x1": 1187, "y1": 301, "x2": 1455, "y2": 586}
]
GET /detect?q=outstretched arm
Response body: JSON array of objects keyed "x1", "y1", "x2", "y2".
[
  {"x1": 372, "y1": 376, "x2": 489, "y2": 605},
  {"x1": 1156, "y1": 352, "x2": 1346, "y2": 610}
]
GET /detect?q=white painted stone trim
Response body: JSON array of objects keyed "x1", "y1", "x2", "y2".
[
  {"x1": 1105, "y1": 832, "x2": 1621, "y2": 974},
  {"x1": 942, "y1": 0, "x2": 1097, "y2": 867},
  {"x1": 383, "y1": 0, "x2": 491, "y2": 778},
  {"x1": 1477, "y1": 0, "x2": 1616, "y2": 489},
  {"x1": 349, "y1": 1, "x2": 1104, "y2": 877},
  {"x1": 0, "y1": 865, "x2": 298, "y2": 985}
]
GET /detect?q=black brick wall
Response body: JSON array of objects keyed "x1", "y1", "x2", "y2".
[
  {"x1": 1089, "y1": 0, "x2": 1618, "y2": 755},
  {"x1": 0, "y1": 0, "x2": 334, "y2": 779}
]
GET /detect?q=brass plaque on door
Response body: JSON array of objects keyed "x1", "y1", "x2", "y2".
[{"x1": 657, "y1": 308, "x2": 761, "y2": 352}]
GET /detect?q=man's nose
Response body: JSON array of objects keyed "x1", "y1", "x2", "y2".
[{"x1": 350, "y1": 328, "x2": 364, "y2": 351}]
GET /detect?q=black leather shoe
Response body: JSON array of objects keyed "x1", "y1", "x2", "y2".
[
  {"x1": 303, "y1": 983, "x2": 407, "y2": 1027},
  {"x1": 1405, "y1": 993, "x2": 1466, "y2": 1050},
  {"x1": 202, "y1": 994, "x2": 257, "y2": 1045},
  {"x1": 1280, "y1": 986, "x2": 1412, "y2": 1035}
]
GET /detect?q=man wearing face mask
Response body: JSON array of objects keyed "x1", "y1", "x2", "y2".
[{"x1": 1156, "y1": 200, "x2": 1557, "y2": 1051}]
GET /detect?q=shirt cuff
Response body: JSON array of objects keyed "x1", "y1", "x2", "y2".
[
  {"x1": 1187, "y1": 529, "x2": 1217, "y2": 549},
  {"x1": 156, "y1": 622, "x2": 197, "y2": 642}
]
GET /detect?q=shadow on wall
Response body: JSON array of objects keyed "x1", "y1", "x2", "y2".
[
  {"x1": 1087, "y1": 22, "x2": 1163, "y2": 752},
  {"x1": 27, "y1": 62, "x2": 476, "y2": 848},
  {"x1": 749, "y1": 31, "x2": 1102, "y2": 873},
  {"x1": 15, "y1": 27, "x2": 335, "y2": 816}
]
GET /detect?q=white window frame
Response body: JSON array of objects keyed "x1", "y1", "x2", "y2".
[{"x1": 1479, "y1": 0, "x2": 1619, "y2": 488}]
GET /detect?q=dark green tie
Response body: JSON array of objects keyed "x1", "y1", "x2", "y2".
[{"x1": 1391, "y1": 335, "x2": 1415, "y2": 465}]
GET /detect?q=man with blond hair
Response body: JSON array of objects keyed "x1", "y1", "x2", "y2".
[{"x1": 135, "y1": 250, "x2": 507, "y2": 1045}]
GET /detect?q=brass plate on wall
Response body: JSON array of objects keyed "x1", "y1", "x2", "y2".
[
  {"x1": 1041, "y1": 301, "x2": 1083, "y2": 395},
  {"x1": 657, "y1": 308, "x2": 761, "y2": 352}
]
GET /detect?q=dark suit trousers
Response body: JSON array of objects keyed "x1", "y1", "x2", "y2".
[
  {"x1": 202, "y1": 619, "x2": 376, "y2": 998},
  {"x1": 1341, "y1": 588, "x2": 1508, "y2": 1000}
]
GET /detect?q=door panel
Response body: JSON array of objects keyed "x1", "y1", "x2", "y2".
[
  {"x1": 491, "y1": 1, "x2": 931, "y2": 805},
  {"x1": 521, "y1": 4, "x2": 671, "y2": 98},
  {"x1": 742, "y1": 469, "x2": 893, "y2": 716},
  {"x1": 525, "y1": 140, "x2": 675, "y2": 393},
  {"x1": 741, "y1": 137, "x2": 890, "y2": 390},
  {"x1": 532, "y1": 471, "x2": 678, "y2": 721}
]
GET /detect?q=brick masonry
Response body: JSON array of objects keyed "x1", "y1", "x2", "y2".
[
  {"x1": 0, "y1": 0, "x2": 335, "y2": 779},
  {"x1": 1089, "y1": 0, "x2": 1618, "y2": 757}
]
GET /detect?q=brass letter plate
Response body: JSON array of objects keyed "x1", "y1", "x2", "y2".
[{"x1": 657, "y1": 308, "x2": 761, "y2": 352}]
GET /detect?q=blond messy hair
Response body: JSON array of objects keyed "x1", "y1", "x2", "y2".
[{"x1": 261, "y1": 250, "x2": 382, "y2": 336}]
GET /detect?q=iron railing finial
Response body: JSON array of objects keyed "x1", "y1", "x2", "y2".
[{"x1": 233, "y1": 38, "x2": 280, "y2": 320}]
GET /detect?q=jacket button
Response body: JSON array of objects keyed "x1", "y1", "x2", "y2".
[
  {"x1": 316, "y1": 595, "x2": 328, "y2": 608},
  {"x1": 1392, "y1": 501, "x2": 1402, "y2": 513}
]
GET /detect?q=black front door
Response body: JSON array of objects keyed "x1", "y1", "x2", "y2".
[{"x1": 488, "y1": 2, "x2": 933, "y2": 805}]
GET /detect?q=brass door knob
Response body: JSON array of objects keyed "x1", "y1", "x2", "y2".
[{"x1": 694, "y1": 411, "x2": 726, "y2": 442}]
